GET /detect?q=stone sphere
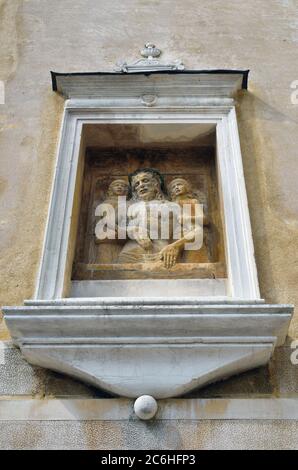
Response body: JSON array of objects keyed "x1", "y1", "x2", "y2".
[{"x1": 134, "y1": 395, "x2": 158, "y2": 420}]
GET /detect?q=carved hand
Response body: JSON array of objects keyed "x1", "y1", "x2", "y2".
[{"x1": 159, "y1": 244, "x2": 180, "y2": 269}]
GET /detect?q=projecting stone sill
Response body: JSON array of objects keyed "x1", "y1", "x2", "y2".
[{"x1": 3, "y1": 302, "x2": 293, "y2": 399}]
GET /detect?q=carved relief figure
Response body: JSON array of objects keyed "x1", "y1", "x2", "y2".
[
  {"x1": 95, "y1": 178, "x2": 129, "y2": 240},
  {"x1": 117, "y1": 169, "x2": 204, "y2": 268},
  {"x1": 104, "y1": 179, "x2": 130, "y2": 205},
  {"x1": 168, "y1": 177, "x2": 210, "y2": 263},
  {"x1": 94, "y1": 178, "x2": 129, "y2": 263},
  {"x1": 103, "y1": 178, "x2": 129, "y2": 240},
  {"x1": 74, "y1": 148, "x2": 225, "y2": 280},
  {"x1": 117, "y1": 168, "x2": 172, "y2": 265}
]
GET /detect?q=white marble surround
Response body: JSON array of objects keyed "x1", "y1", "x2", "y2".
[
  {"x1": 37, "y1": 105, "x2": 259, "y2": 300},
  {"x1": 3, "y1": 71, "x2": 293, "y2": 400}
]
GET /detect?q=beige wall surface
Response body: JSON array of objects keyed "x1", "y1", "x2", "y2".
[
  {"x1": 0, "y1": 0, "x2": 297, "y2": 395},
  {"x1": 1, "y1": 0, "x2": 298, "y2": 450},
  {"x1": 2, "y1": 418, "x2": 298, "y2": 450}
]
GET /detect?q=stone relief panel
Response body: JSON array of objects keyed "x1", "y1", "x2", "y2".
[{"x1": 72, "y1": 148, "x2": 226, "y2": 280}]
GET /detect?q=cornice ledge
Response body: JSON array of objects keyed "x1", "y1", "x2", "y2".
[{"x1": 50, "y1": 70, "x2": 249, "y2": 103}]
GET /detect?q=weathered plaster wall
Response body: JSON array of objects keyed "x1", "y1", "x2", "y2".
[
  {"x1": 0, "y1": 0, "x2": 298, "y2": 448},
  {"x1": 2, "y1": 418, "x2": 298, "y2": 450}
]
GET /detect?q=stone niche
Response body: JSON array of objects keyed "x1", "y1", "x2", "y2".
[
  {"x1": 3, "y1": 70, "x2": 293, "y2": 401},
  {"x1": 71, "y1": 123, "x2": 227, "y2": 297}
]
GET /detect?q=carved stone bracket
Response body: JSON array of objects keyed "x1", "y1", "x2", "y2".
[{"x1": 3, "y1": 300, "x2": 293, "y2": 398}]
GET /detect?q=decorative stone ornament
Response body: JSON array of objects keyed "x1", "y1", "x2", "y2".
[
  {"x1": 140, "y1": 94, "x2": 157, "y2": 107},
  {"x1": 3, "y1": 66, "x2": 293, "y2": 400},
  {"x1": 141, "y1": 43, "x2": 161, "y2": 59},
  {"x1": 134, "y1": 395, "x2": 158, "y2": 420},
  {"x1": 114, "y1": 43, "x2": 185, "y2": 73}
]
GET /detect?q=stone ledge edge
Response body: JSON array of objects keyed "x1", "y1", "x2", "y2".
[{"x1": 0, "y1": 398, "x2": 298, "y2": 421}]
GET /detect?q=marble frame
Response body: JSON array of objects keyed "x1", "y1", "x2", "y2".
[{"x1": 35, "y1": 102, "x2": 260, "y2": 301}]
